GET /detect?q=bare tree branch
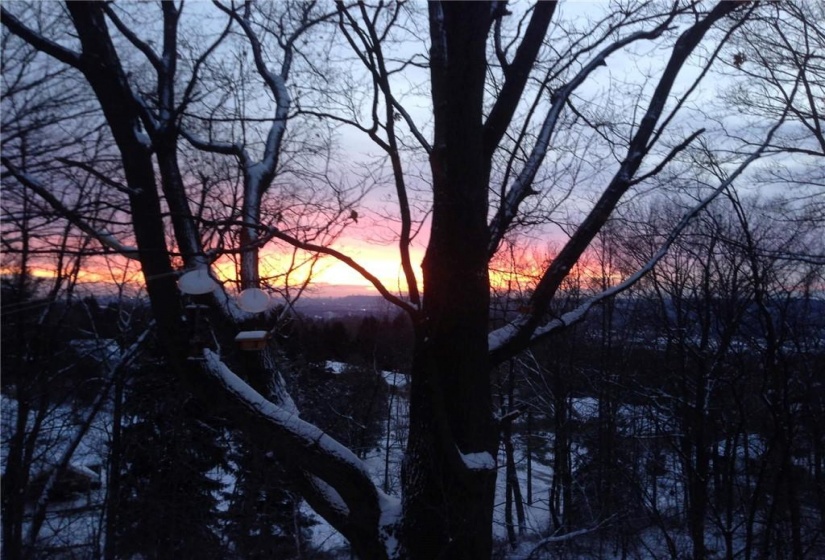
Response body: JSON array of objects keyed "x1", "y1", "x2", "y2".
[
  {"x1": 0, "y1": 8, "x2": 82, "y2": 69},
  {"x1": 1, "y1": 157, "x2": 140, "y2": 259},
  {"x1": 487, "y1": 9, "x2": 681, "y2": 257},
  {"x1": 489, "y1": 1, "x2": 745, "y2": 361},
  {"x1": 490, "y1": 109, "x2": 789, "y2": 363}
]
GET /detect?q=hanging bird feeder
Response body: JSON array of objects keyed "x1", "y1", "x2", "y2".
[
  {"x1": 236, "y1": 288, "x2": 271, "y2": 313},
  {"x1": 234, "y1": 330, "x2": 269, "y2": 351},
  {"x1": 178, "y1": 268, "x2": 219, "y2": 295},
  {"x1": 178, "y1": 267, "x2": 218, "y2": 358}
]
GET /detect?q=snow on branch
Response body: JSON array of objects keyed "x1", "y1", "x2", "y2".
[
  {"x1": 201, "y1": 350, "x2": 386, "y2": 519},
  {"x1": 1, "y1": 157, "x2": 140, "y2": 260},
  {"x1": 202, "y1": 350, "x2": 370, "y2": 475},
  {"x1": 458, "y1": 448, "x2": 496, "y2": 471},
  {"x1": 487, "y1": 17, "x2": 680, "y2": 258},
  {"x1": 308, "y1": 476, "x2": 350, "y2": 517},
  {"x1": 213, "y1": 0, "x2": 291, "y2": 179},
  {"x1": 489, "y1": 113, "x2": 790, "y2": 362},
  {"x1": 489, "y1": 2, "x2": 755, "y2": 363}
]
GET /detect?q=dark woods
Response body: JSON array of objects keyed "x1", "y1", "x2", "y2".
[
  {"x1": 3, "y1": 193, "x2": 824, "y2": 559},
  {"x1": 2, "y1": 0, "x2": 823, "y2": 558}
]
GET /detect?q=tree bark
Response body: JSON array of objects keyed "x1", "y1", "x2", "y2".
[
  {"x1": 400, "y1": 4, "x2": 497, "y2": 559},
  {"x1": 66, "y1": 3, "x2": 186, "y2": 363}
]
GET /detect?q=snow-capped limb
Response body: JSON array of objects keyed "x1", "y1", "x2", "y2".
[
  {"x1": 200, "y1": 350, "x2": 387, "y2": 544},
  {"x1": 489, "y1": 112, "x2": 789, "y2": 363},
  {"x1": 111, "y1": 2, "x2": 207, "y2": 267},
  {"x1": 296, "y1": 472, "x2": 400, "y2": 559},
  {"x1": 130, "y1": 92, "x2": 161, "y2": 138},
  {"x1": 200, "y1": 352, "x2": 363, "y2": 474},
  {"x1": 157, "y1": 3, "x2": 184, "y2": 126},
  {"x1": 1, "y1": 157, "x2": 140, "y2": 260},
  {"x1": 132, "y1": 124, "x2": 153, "y2": 150},
  {"x1": 487, "y1": 13, "x2": 680, "y2": 258},
  {"x1": 307, "y1": 475, "x2": 350, "y2": 516},
  {"x1": 488, "y1": 1, "x2": 746, "y2": 364},
  {"x1": 213, "y1": 0, "x2": 292, "y2": 177},
  {"x1": 483, "y1": 0, "x2": 557, "y2": 161},
  {"x1": 211, "y1": 1, "x2": 334, "y2": 287}
]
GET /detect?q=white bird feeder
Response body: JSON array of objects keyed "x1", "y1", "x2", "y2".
[
  {"x1": 178, "y1": 268, "x2": 219, "y2": 295},
  {"x1": 236, "y1": 288, "x2": 271, "y2": 313},
  {"x1": 235, "y1": 330, "x2": 269, "y2": 351}
]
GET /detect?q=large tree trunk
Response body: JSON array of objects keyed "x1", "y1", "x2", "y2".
[
  {"x1": 66, "y1": 3, "x2": 185, "y2": 362},
  {"x1": 2, "y1": 2, "x2": 757, "y2": 558},
  {"x1": 400, "y1": 4, "x2": 498, "y2": 559}
]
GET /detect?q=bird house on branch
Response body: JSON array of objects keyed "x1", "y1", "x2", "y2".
[{"x1": 234, "y1": 330, "x2": 269, "y2": 351}]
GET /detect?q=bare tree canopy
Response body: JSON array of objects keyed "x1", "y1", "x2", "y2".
[{"x1": 2, "y1": 1, "x2": 822, "y2": 558}]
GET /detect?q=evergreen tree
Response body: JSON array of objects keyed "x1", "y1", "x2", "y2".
[
  {"x1": 223, "y1": 442, "x2": 313, "y2": 559},
  {"x1": 113, "y1": 350, "x2": 228, "y2": 560}
]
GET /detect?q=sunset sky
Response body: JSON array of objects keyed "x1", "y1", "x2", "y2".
[
  {"x1": 4, "y1": 224, "x2": 564, "y2": 299},
  {"x1": 255, "y1": 237, "x2": 428, "y2": 298},
  {"x1": 0, "y1": 0, "x2": 782, "y2": 302}
]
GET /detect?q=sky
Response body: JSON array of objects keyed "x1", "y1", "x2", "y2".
[
  {"x1": 3, "y1": 1, "x2": 812, "y2": 301},
  {"x1": 256, "y1": 240, "x2": 427, "y2": 298}
]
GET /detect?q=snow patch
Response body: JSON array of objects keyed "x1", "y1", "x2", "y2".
[
  {"x1": 133, "y1": 124, "x2": 152, "y2": 149},
  {"x1": 325, "y1": 361, "x2": 347, "y2": 375},
  {"x1": 488, "y1": 322, "x2": 520, "y2": 352},
  {"x1": 381, "y1": 370, "x2": 408, "y2": 388},
  {"x1": 459, "y1": 449, "x2": 496, "y2": 471},
  {"x1": 570, "y1": 397, "x2": 599, "y2": 421},
  {"x1": 379, "y1": 492, "x2": 403, "y2": 557},
  {"x1": 97, "y1": 228, "x2": 138, "y2": 256}
]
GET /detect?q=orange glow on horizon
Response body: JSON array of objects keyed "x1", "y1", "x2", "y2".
[
  {"x1": 0, "y1": 257, "x2": 146, "y2": 289},
  {"x1": 251, "y1": 240, "x2": 425, "y2": 296},
  {"x1": 3, "y1": 237, "x2": 589, "y2": 299}
]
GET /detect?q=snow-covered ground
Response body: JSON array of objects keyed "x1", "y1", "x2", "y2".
[
  {"x1": 1, "y1": 394, "x2": 111, "y2": 558},
  {"x1": 3, "y1": 366, "x2": 788, "y2": 559}
]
